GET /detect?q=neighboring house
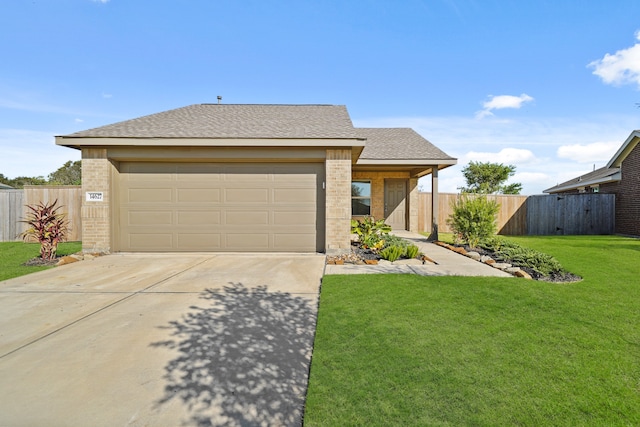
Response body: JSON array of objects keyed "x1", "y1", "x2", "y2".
[
  {"x1": 56, "y1": 104, "x2": 456, "y2": 253},
  {"x1": 0, "y1": 183, "x2": 14, "y2": 190},
  {"x1": 544, "y1": 130, "x2": 640, "y2": 237}
]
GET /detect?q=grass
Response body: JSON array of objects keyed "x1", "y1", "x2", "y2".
[
  {"x1": 305, "y1": 235, "x2": 640, "y2": 426},
  {"x1": 0, "y1": 241, "x2": 82, "y2": 282}
]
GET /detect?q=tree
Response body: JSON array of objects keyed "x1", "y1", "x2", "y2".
[
  {"x1": 458, "y1": 161, "x2": 522, "y2": 194},
  {"x1": 48, "y1": 160, "x2": 81, "y2": 185},
  {"x1": 0, "y1": 174, "x2": 47, "y2": 189}
]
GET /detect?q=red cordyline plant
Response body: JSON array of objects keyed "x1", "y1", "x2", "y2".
[{"x1": 20, "y1": 199, "x2": 70, "y2": 260}]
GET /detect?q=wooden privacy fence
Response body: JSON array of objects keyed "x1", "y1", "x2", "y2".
[
  {"x1": 418, "y1": 192, "x2": 615, "y2": 235},
  {"x1": 526, "y1": 194, "x2": 615, "y2": 235},
  {"x1": 0, "y1": 186, "x2": 82, "y2": 242},
  {"x1": 418, "y1": 192, "x2": 528, "y2": 235},
  {"x1": 0, "y1": 190, "x2": 25, "y2": 241}
]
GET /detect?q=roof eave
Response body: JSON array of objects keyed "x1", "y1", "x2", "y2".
[
  {"x1": 55, "y1": 136, "x2": 366, "y2": 149},
  {"x1": 606, "y1": 130, "x2": 640, "y2": 168},
  {"x1": 543, "y1": 172, "x2": 621, "y2": 194}
]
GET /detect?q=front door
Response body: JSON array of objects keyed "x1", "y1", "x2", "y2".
[{"x1": 384, "y1": 179, "x2": 407, "y2": 230}]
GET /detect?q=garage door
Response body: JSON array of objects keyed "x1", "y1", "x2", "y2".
[{"x1": 117, "y1": 162, "x2": 324, "y2": 252}]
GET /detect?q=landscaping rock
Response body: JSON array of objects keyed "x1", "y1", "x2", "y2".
[
  {"x1": 480, "y1": 255, "x2": 493, "y2": 263},
  {"x1": 57, "y1": 256, "x2": 80, "y2": 266},
  {"x1": 466, "y1": 251, "x2": 481, "y2": 261},
  {"x1": 493, "y1": 262, "x2": 512, "y2": 270},
  {"x1": 514, "y1": 269, "x2": 533, "y2": 279},
  {"x1": 483, "y1": 258, "x2": 496, "y2": 265}
]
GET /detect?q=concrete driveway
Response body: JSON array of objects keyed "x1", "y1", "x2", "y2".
[{"x1": 0, "y1": 253, "x2": 325, "y2": 427}]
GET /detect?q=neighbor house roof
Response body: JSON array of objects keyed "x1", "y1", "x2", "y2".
[
  {"x1": 544, "y1": 166, "x2": 621, "y2": 194},
  {"x1": 0, "y1": 183, "x2": 14, "y2": 190},
  {"x1": 356, "y1": 128, "x2": 456, "y2": 163},
  {"x1": 544, "y1": 129, "x2": 640, "y2": 194},
  {"x1": 63, "y1": 104, "x2": 361, "y2": 140}
]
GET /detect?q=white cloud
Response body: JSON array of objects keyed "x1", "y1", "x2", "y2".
[
  {"x1": 354, "y1": 113, "x2": 637, "y2": 195},
  {"x1": 589, "y1": 30, "x2": 640, "y2": 88},
  {"x1": 557, "y1": 141, "x2": 620, "y2": 163},
  {"x1": 462, "y1": 148, "x2": 537, "y2": 165},
  {"x1": 102, "y1": 93, "x2": 113, "y2": 99},
  {"x1": 75, "y1": 118, "x2": 84, "y2": 123},
  {"x1": 476, "y1": 94, "x2": 534, "y2": 118},
  {"x1": 92, "y1": 0, "x2": 110, "y2": 3}
]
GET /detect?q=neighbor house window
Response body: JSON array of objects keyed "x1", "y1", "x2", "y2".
[{"x1": 352, "y1": 181, "x2": 371, "y2": 215}]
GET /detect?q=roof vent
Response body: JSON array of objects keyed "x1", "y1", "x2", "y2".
[{"x1": 217, "y1": 95, "x2": 222, "y2": 104}]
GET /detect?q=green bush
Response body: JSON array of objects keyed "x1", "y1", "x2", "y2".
[
  {"x1": 479, "y1": 237, "x2": 566, "y2": 276},
  {"x1": 446, "y1": 194, "x2": 499, "y2": 248},
  {"x1": 380, "y1": 245, "x2": 404, "y2": 262},
  {"x1": 351, "y1": 217, "x2": 392, "y2": 251},
  {"x1": 405, "y1": 244, "x2": 420, "y2": 259}
]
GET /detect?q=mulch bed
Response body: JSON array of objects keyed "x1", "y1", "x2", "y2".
[{"x1": 22, "y1": 257, "x2": 62, "y2": 267}]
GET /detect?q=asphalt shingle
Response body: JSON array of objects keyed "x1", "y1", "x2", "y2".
[
  {"x1": 66, "y1": 104, "x2": 359, "y2": 139},
  {"x1": 357, "y1": 128, "x2": 455, "y2": 161}
]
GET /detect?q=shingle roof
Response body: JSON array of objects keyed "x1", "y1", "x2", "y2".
[
  {"x1": 544, "y1": 166, "x2": 620, "y2": 193},
  {"x1": 65, "y1": 104, "x2": 360, "y2": 139},
  {"x1": 356, "y1": 128, "x2": 455, "y2": 161}
]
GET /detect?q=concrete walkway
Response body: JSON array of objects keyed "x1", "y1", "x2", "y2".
[
  {"x1": 0, "y1": 253, "x2": 325, "y2": 427},
  {"x1": 324, "y1": 231, "x2": 512, "y2": 277}
]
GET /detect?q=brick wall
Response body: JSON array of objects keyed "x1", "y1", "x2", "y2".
[
  {"x1": 600, "y1": 143, "x2": 640, "y2": 236},
  {"x1": 325, "y1": 149, "x2": 352, "y2": 254},
  {"x1": 81, "y1": 148, "x2": 112, "y2": 252}
]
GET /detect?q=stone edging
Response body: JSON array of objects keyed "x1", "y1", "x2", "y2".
[
  {"x1": 434, "y1": 241, "x2": 533, "y2": 279},
  {"x1": 56, "y1": 252, "x2": 106, "y2": 266}
]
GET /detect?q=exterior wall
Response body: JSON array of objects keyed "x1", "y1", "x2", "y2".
[
  {"x1": 599, "y1": 144, "x2": 640, "y2": 236},
  {"x1": 81, "y1": 148, "x2": 113, "y2": 253},
  {"x1": 325, "y1": 149, "x2": 352, "y2": 254},
  {"x1": 351, "y1": 171, "x2": 419, "y2": 232},
  {"x1": 555, "y1": 144, "x2": 640, "y2": 237}
]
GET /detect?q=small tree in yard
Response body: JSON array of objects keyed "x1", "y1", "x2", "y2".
[
  {"x1": 20, "y1": 200, "x2": 69, "y2": 260},
  {"x1": 446, "y1": 194, "x2": 499, "y2": 249}
]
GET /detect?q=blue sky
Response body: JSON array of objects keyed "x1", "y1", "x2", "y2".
[{"x1": 1, "y1": 0, "x2": 639, "y2": 194}]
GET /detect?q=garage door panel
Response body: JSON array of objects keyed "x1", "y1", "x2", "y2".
[
  {"x1": 226, "y1": 233, "x2": 270, "y2": 250},
  {"x1": 273, "y1": 211, "x2": 315, "y2": 225},
  {"x1": 224, "y1": 211, "x2": 270, "y2": 225},
  {"x1": 274, "y1": 233, "x2": 316, "y2": 251},
  {"x1": 273, "y1": 188, "x2": 316, "y2": 203},
  {"x1": 177, "y1": 234, "x2": 221, "y2": 250},
  {"x1": 128, "y1": 234, "x2": 173, "y2": 250},
  {"x1": 224, "y1": 188, "x2": 269, "y2": 203},
  {"x1": 177, "y1": 211, "x2": 221, "y2": 225},
  {"x1": 118, "y1": 162, "x2": 323, "y2": 252},
  {"x1": 177, "y1": 188, "x2": 221, "y2": 203},
  {"x1": 128, "y1": 211, "x2": 173, "y2": 226},
  {"x1": 129, "y1": 188, "x2": 173, "y2": 203}
]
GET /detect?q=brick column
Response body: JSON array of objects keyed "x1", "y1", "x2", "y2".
[
  {"x1": 325, "y1": 149, "x2": 352, "y2": 254},
  {"x1": 81, "y1": 148, "x2": 112, "y2": 253}
]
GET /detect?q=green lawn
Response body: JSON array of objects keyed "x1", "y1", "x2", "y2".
[
  {"x1": 305, "y1": 235, "x2": 640, "y2": 426},
  {"x1": 0, "y1": 241, "x2": 82, "y2": 282}
]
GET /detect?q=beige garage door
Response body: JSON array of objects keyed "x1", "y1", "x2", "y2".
[{"x1": 117, "y1": 162, "x2": 324, "y2": 252}]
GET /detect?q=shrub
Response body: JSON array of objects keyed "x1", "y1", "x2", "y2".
[
  {"x1": 405, "y1": 244, "x2": 420, "y2": 259},
  {"x1": 446, "y1": 194, "x2": 499, "y2": 249},
  {"x1": 20, "y1": 199, "x2": 70, "y2": 260},
  {"x1": 380, "y1": 245, "x2": 404, "y2": 262},
  {"x1": 351, "y1": 217, "x2": 392, "y2": 251},
  {"x1": 479, "y1": 237, "x2": 567, "y2": 276}
]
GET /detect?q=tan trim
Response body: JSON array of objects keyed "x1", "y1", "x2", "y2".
[
  {"x1": 105, "y1": 146, "x2": 329, "y2": 162},
  {"x1": 356, "y1": 159, "x2": 457, "y2": 166}
]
